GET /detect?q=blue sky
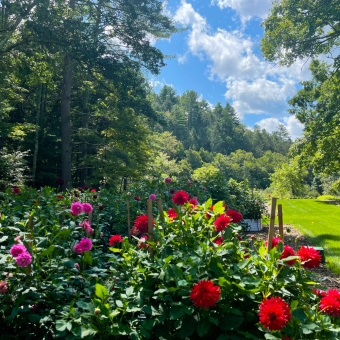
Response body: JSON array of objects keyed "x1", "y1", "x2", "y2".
[{"x1": 149, "y1": 0, "x2": 312, "y2": 139}]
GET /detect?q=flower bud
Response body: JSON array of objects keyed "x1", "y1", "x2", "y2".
[
  {"x1": 250, "y1": 235, "x2": 256, "y2": 240},
  {"x1": 296, "y1": 236, "x2": 301, "y2": 241},
  {"x1": 100, "y1": 232, "x2": 103, "y2": 238},
  {"x1": 94, "y1": 308, "x2": 101, "y2": 315}
]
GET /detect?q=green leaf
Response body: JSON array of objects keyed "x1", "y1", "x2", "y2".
[
  {"x1": 39, "y1": 245, "x2": 55, "y2": 257},
  {"x1": 231, "y1": 308, "x2": 242, "y2": 316},
  {"x1": 235, "y1": 258, "x2": 249, "y2": 270},
  {"x1": 205, "y1": 198, "x2": 213, "y2": 210},
  {"x1": 28, "y1": 314, "x2": 43, "y2": 323},
  {"x1": 197, "y1": 319, "x2": 210, "y2": 337},
  {"x1": 56, "y1": 320, "x2": 68, "y2": 331},
  {"x1": 213, "y1": 201, "x2": 224, "y2": 214},
  {"x1": 83, "y1": 251, "x2": 93, "y2": 265},
  {"x1": 292, "y1": 308, "x2": 307, "y2": 323},
  {"x1": 170, "y1": 306, "x2": 185, "y2": 320},
  {"x1": 55, "y1": 229, "x2": 71, "y2": 238},
  {"x1": 81, "y1": 326, "x2": 98, "y2": 338},
  {"x1": 109, "y1": 247, "x2": 121, "y2": 253},
  {"x1": 95, "y1": 284, "x2": 109, "y2": 302},
  {"x1": 290, "y1": 300, "x2": 299, "y2": 310},
  {"x1": 264, "y1": 334, "x2": 280, "y2": 340},
  {"x1": 179, "y1": 319, "x2": 196, "y2": 338},
  {"x1": 0, "y1": 236, "x2": 8, "y2": 243},
  {"x1": 219, "y1": 314, "x2": 243, "y2": 331}
]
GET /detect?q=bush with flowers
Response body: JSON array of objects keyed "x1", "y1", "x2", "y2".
[{"x1": 0, "y1": 182, "x2": 337, "y2": 339}]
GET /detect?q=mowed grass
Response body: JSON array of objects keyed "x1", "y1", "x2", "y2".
[{"x1": 273, "y1": 199, "x2": 340, "y2": 274}]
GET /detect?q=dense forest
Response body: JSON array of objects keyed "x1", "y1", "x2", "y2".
[{"x1": 0, "y1": 0, "x2": 292, "y2": 191}]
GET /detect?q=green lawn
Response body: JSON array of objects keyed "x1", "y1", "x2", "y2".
[{"x1": 274, "y1": 199, "x2": 340, "y2": 273}]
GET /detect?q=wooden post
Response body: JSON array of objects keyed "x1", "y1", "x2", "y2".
[
  {"x1": 278, "y1": 204, "x2": 284, "y2": 242},
  {"x1": 157, "y1": 198, "x2": 164, "y2": 222},
  {"x1": 26, "y1": 214, "x2": 34, "y2": 278},
  {"x1": 126, "y1": 200, "x2": 131, "y2": 241},
  {"x1": 147, "y1": 200, "x2": 154, "y2": 258},
  {"x1": 88, "y1": 211, "x2": 93, "y2": 225},
  {"x1": 267, "y1": 198, "x2": 277, "y2": 254}
]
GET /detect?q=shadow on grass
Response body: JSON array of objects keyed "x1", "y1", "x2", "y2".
[{"x1": 315, "y1": 200, "x2": 340, "y2": 206}]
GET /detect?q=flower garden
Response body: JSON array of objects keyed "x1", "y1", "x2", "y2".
[{"x1": 1, "y1": 177, "x2": 340, "y2": 339}]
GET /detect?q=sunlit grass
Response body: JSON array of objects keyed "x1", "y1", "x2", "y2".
[{"x1": 265, "y1": 199, "x2": 340, "y2": 274}]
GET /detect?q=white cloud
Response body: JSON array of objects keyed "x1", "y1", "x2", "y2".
[
  {"x1": 225, "y1": 77, "x2": 296, "y2": 117},
  {"x1": 257, "y1": 116, "x2": 304, "y2": 140},
  {"x1": 149, "y1": 78, "x2": 173, "y2": 89},
  {"x1": 174, "y1": 1, "x2": 312, "y2": 121},
  {"x1": 212, "y1": 0, "x2": 272, "y2": 23},
  {"x1": 177, "y1": 53, "x2": 188, "y2": 64}
]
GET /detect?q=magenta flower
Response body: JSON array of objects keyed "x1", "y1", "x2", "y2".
[
  {"x1": 75, "y1": 263, "x2": 80, "y2": 269},
  {"x1": 0, "y1": 281, "x2": 9, "y2": 294},
  {"x1": 16, "y1": 252, "x2": 32, "y2": 267},
  {"x1": 74, "y1": 238, "x2": 92, "y2": 254},
  {"x1": 71, "y1": 202, "x2": 83, "y2": 215},
  {"x1": 268, "y1": 194, "x2": 271, "y2": 197},
  {"x1": 164, "y1": 177, "x2": 172, "y2": 184},
  {"x1": 10, "y1": 244, "x2": 26, "y2": 258},
  {"x1": 82, "y1": 203, "x2": 93, "y2": 214},
  {"x1": 203, "y1": 187, "x2": 207, "y2": 190},
  {"x1": 79, "y1": 220, "x2": 93, "y2": 234},
  {"x1": 149, "y1": 194, "x2": 156, "y2": 201},
  {"x1": 99, "y1": 205, "x2": 103, "y2": 210}
]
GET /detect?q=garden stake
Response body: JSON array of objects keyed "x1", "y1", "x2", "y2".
[
  {"x1": 88, "y1": 211, "x2": 93, "y2": 224},
  {"x1": 278, "y1": 204, "x2": 284, "y2": 242},
  {"x1": 147, "y1": 199, "x2": 154, "y2": 259},
  {"x1": 267, "y1": 197, "x2": 277, "y2": 254},
  {"x1": 26, "y1": 214, "x2": 34, "y2": 279},
  {"x1": 126, "y1": 200, "x2": 131, "y2": 241},
  {"x1": 157, "y1": 198, "x2": 164, "y2": 222}
]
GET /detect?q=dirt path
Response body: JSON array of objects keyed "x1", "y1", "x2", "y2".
[{"x1": 245, "y1": 223, "x2": 340, "y2": 290}]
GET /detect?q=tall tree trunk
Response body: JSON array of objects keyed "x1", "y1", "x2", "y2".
[
  {"x1": 32, "y1": 83, "x2": 42, "y2": 186},
  {"x1": 60, "y1": 0, "x2": 76, "y2": 191},
  {"x1": 61, "y1": 54, "x2": 73, "y2": 190},
  {"x1": 79, "y1": 91, "x2": 89, "y2": 186}
]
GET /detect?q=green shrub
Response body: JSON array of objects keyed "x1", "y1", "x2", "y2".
[{"x1": 317, "y1": 195, "x2": 339, "y2": 201}]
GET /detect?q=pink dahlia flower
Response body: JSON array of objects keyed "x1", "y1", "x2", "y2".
[
  {"x1": 16, "y1": 251, "x2": 32, "y2": 267},
  {"x1": 10, "y1": 244, "x2": 26, "y2": 258},
  {"x1": 164, "y1": 177, "x2": 172, "y2": 184},
  {"x1": 149, "y1": 194, "x2": 156, "y2": 201},
  {"x1": 71, "y1": 202, "x2": 83, "y2": 215},
  {"x1": 79, "y1": 220, "x2": 93, "y2": 234},
  {"x1": 82, "y1": 203, "x2": 93, "y2": 214},
  {"x1": 74, "y1": 238, "x2": 92, "y2": 253}
]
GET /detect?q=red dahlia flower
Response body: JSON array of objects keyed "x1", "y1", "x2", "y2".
[
  {"x1": 320, "y1": 293, "x2": 340, "y2": 317},
  {"x1": 91, "y1": 189, "x2": 96, "y2": 193},
  {"x1": 167, "y1": 208, "x2": 177, "y2": 221},
  {"x1": 214, "y1": 236, "x2": 223, "y2": 245},
  {"x1": 57, "y1": 195, "x2": 63, "y2": 199},
  {"x1": 109, "y1": 235, "x2": 123, "y2": 246},
  {"x1": 297, "y1": 245, "x2": 321, "y2": 269},
  {"x1": 189, "y1": 198, "x2": 198, "y2": 206},
  {"x1": 190, "y1": 279, "x2": 221, "y2": 309},
  {"x1": 12, "y1": 188, "x2": 20, "y2": 194},
  {"x1": 172, "y1": 191, "x2": 189, "y2": 206},
  {"x1": 265, "y1": 236, "x2": 283, "y2": 249},
  {"x1": 280, "y1": 245, "x2": 296, "y2": 266},
  {"x1": 223, "y1": 203, "x2": 228, "y2": 211},
  {"x1": 226, "y1": 210, "x2": 243, "y2": 223},
  {"x1": 281, "y1": 337, "x2": 293, "y2": 340},
  {"x1": 134, "y1": 196, "x2": 140, "y2": 201},
  {"x1": 259, "y1": 296, "x2": 291, "y2": 331},
  {"x1": 214, "y1": 215, "x2": 231, "y2": 232},
  {"x1": 134, "y1": 214, "x2": 155, "y2": 234},
  {"x1": 237, "y1": 235, "x2": 242, "y2": 241}
]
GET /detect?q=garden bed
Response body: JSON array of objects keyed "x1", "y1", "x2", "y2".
[{"x1": 248, "y1": 223, "x2": 340, "y2": 290}]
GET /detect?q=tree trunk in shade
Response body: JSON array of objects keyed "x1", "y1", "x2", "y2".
[
  {"x1": 60, "y1": 54, "x2": 73, "y2": 190},
  {"x1": 80, "y1": 91, "x2": 89, "y2": 186},
  {"x1": 32, "y1": 83, "x2": 42, "y2": 186}
]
